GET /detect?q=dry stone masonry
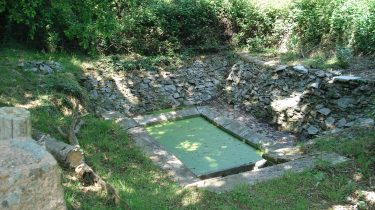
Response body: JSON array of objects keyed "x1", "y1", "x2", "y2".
[
  {"x1": 83, "y1": 54, "x2": 375, "y2": 138},
  {"x1": 224, "y1": 62, "x2": 375, "y2": 137},
  {"x1": 82, "y1": 56, "x2": 228, "y2": 114}
]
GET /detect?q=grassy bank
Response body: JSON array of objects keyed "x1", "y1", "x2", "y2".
[{"x1": 0, "y1": 46, "x2": 374, "y2": 209}]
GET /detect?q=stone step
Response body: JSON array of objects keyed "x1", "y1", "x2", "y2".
[{"x1": 186, "y1": 152, "x2": 348, "y2": 192}]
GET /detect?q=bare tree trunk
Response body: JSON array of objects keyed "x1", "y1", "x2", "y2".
[{"x1": 33, "y1": 131, "x2": 84, "y2": 168}]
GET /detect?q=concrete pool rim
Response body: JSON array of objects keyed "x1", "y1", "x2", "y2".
[
  {"x1": 102, "y1": 106, "x2": 349, "y2": 192},
  {"x1": 144, "y1": 116, "x2": 265, "y2": 179}
]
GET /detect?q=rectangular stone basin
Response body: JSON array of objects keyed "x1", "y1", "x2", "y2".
[{"x1": 145, "y1": 116, "x2": 263, "y2": 178}]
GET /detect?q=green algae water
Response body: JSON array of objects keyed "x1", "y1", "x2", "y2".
[{"x1": 146, "y1": 117, "x2": 262, "y2": 177}]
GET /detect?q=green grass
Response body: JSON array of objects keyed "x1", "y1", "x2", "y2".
[
  {"x1": 0, "y1": 45, "x2": 90, "y2": 134},
  {"x1": 304, "y1": 128, "x2": 375, "y2": 178},
  {"x1": 1, "y1": 45, "x2": 374, "y2": 209}
]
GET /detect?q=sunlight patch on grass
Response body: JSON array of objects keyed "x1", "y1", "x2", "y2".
[{"x1": 15, "y1": 94, "x2": 50, "y2": 109}]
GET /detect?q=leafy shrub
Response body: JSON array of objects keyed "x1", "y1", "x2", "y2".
[
  {"x1": 2, "y1": 0, "x2": 118, "y2": 53},
  {"x1": 336, "y1": 46, "x2": 353, "y2": 68},
  {"x1": 291, "y1": 0, "x2": 375, "y2": 54},
  {"x1": 291, "y1": 0, "x2": 334, "y2": 47},
  {"x1": 216, "y1": 0, "x2": 288, "y2": 49},
  {"x1": 3, "y1": 0, "x2": 375, "y2": 56},
  {"x1": 354, "y1": 1, "x2": 375, "y2": 54},
  {"x1": 1, "y1": 0, "x2": 288, "y2": 55},
  {"x1": 116, "y1": 0, "x2": 223, "y2": 55}
]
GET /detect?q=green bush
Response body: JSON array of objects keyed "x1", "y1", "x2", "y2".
[
  {"x1": 291, "y1": 0, "x2": 333, "y2": 47},
  {"x1": 2, "y1": 0, "x2": 118, "y2": 53},
  {"x1": 3, "y1": 0, "x2": 375, "y2": 55},
  {"x1": 117, "y1": 0, "x2": 223, "y2": 55},
  {"x1": 215, "y1": 0, "x2": 288, "y2": 49},
  {"x1": 1, "y1": 0, "x2": 287, "y2": 55},
  {"x1": 355, "y1": 1, "x2": 375, "y2": 53},
  {"x1": 336, "y1": 46, "x2": 353, "y2": 68},
  {"x1": 291, "y1": 0, "x2": 375, "y2": 54}
]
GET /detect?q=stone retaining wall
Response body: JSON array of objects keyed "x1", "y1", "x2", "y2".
[
  {"x1": 224, "y1": 61, "x2": 375, "y2": 137},
  {"x1": 83, "y1": 54, "x2": 375, "y2": 137},
  {"x1": 83, "y1": 56, "x2": 228, "y2": 113}
]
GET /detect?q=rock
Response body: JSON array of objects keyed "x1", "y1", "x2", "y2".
[
  {"x1": 0, "y1": 140, "x2": 66, "y2": 210},
  {"x1": 336, "y1": 118, "x2": 347, "y2": 128},
  {"x1": 20, "y1": 61, "x2": 63, "y2": 74},
  {"x1": 293, "y1": 65, "x2": 308, "y2": 74},
  {"x1": 164, "y1": 85, "x2": 177, "y2": 92},
  {"x1": 30, "y1": 67, "x2": 38, "y2": 72},
  {"x1": 317, "y1": 108, "x2": 331, "y2": 116},
  {"x1": 301, "y1": 104, "x2": 310, "y2": 113},
  {"x1": 41, "y1": 64, "x2": 55, "y2": 74},
  {"x1": 355, "y1": 118, "x2": 374, "y2": 127},
  {"x1": 143, "y1": 78, "x2": 151, "y2": 83},
  {"x1": 83, "y1": 55, "x2": 375, "y2": 139},
  {"x1": 325, "y1": 117, "x2": 335, "y2": 128},
  {"x1": 314, "y1": 70, "x2": 326, "y2": 78},
  {"x1": 333, "y1": 75, "x2": 362, "y2": 83},
  {"x1": 173, "y1": 93, "x2": 180, "y2": 99},
  {"x1": 213, "y1": 79, "x2": 221, "y2": 85},
  {"x1": 270, "y1": 94, "x2": 302, "y2": 112},
  {"x1": 202, "y1": 94, "x2": 211, "y2": 101},
  {"x1": 307, "y1": 126, "x2": 319, "y2": 135},
  {"x1": 315, "y1": 104, "x2": 324, "y2": 109},
  {"x1": 344, "y1": 121, "x2": 355, "y2": 127},
  {"x1": 274, "y1": 65, "x2": 287, "y2": 73},
  {"x1": 337, "y1": 97, "x2": 355, "y2": 109},
  {"x1": 309, "y1": 80, "x2": 321, "y2": 89},
  {"x1": 90, "y1": 90, "x2": 99, "y2": 99},
  {"x1": 49, "y1": 61, "x2": 62, "y2": 71},
  {"x1": 0, "y1": 107, "x2": 31, "y2": 141},
  {"x1": 139, "y1": 83, "x2": 149, "y2": 90},
  {"x1": 205, "y1": 82, "x2": 214, "y2": 87}
]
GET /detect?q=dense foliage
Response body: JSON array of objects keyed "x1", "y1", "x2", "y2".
[
  {"x1": 1, "y1": 0, "x2": 375, "y2": 55},
  {"x1": 292, "y1": 0, "x2": 375, "y2": 55}
]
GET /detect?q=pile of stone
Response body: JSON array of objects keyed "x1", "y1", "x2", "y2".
[{"x1": 18, "y1": 61, "x2": 63, "y2": 74}]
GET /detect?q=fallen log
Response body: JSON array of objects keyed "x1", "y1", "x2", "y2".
[
  {"x1": 33, "y1": 131, "x2": 84, "y2": 168},
  {"x1": 34, "y1": 130, "x2": 127, "y2": 207},
  {"x1": 45, "y1": 137, "x2": 83, "y2": 168}
]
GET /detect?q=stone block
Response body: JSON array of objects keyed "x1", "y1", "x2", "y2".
[
  {"x1": 0, "y1": 107, "x2": 31, "y2": 141},
  {"x1": 0, "y1": 140, "x2": 66, "y2": 210}
]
